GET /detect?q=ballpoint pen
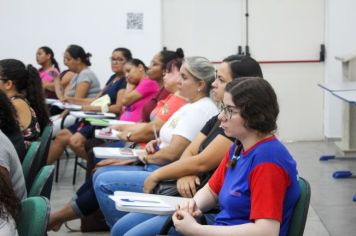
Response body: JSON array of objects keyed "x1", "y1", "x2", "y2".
[
  {"x1": 152, "y1": 124, "x2": 160, "y2": 151},
  {"x1": 120, "y1": 198, "x2": 161, "y2": 203}
]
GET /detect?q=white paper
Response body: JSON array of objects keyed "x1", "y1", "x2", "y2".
[
  {"x1": 94, "y1": 147, "x2": 141, "y2": 160},
  {"x1": 90, "y1": 119, "x2": 136, "y2": 127},
  {"x1": 110, "y1": 195, "x2": 171, "y2": 208},
  {"x1": 70, "y1": 111, "x2": 116, "y2": 118},
  {"x1": 94, "y1": 129, "x2": 121, "y2": 140}
]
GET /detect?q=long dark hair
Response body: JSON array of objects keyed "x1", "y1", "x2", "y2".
[
  {"x1": 0, "y1": 59, "x2": 50, "y2": 131},
  {"x1": 0, "y1": 90, "x2": 21, "y2": 135},
  {"x1": 39, "y1": 46, "x2": 60, "y2": 72},
  {"x1": 0, "y1": 169, "x2": 21, "y2": 223}
]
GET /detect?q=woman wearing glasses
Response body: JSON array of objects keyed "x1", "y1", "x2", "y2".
[
  {"x1": 47, "y1": 48, "x2": 131, "y2": 164},
  {"x1": 171, "y1": 77, "x2": 300, "y2": 236}
]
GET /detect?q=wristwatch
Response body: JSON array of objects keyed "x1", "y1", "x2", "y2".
[{"x1": 126, "y1": 131, "x2": 132, "y2": 142}]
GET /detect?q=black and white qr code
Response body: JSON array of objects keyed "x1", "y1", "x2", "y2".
[{"x1": 127, "y1": 13, "x2": 143, "y2": 30}]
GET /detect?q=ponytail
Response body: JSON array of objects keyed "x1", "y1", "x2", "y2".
[{"x1": 26, "y1": 64, "x2": 50, "y2": 131}]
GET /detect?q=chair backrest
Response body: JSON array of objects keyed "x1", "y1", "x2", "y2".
[
  {"x1": 38, "y1": 124, "x2": 53, "y2": 166},
  {"x1": 27, "y1": 125, "x2": 53, "y2": 191},
  {"x1": 29, "y1": 165, "x2": 55, "y2": 199},
  {"x1": 22, "y1": 141, "x2": 41, "y2": 187},
  {"x1": 18, "y1": 196, "x2": 50, "y2": 236},
  {"x1": 287, "y1": 177, "x2": 311, "y2": 236}
]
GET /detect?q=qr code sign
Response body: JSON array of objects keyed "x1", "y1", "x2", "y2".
[{"x1": 127, "y1": 13, "x2": 143, "y2": 30}]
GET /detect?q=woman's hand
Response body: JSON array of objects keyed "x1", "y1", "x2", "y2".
[
  {"x1": 173, "y1": 209, "x2": 200, "y2": 235},
  {"x1": 92, "y1": 158, "x2": 136, "y2": 172},
  {"x1": 145, "y1": 138, "x2": 161, "y2": 154},
  {"x1": 177, "y1": 175, "x2": 201, "y2": 198},
  {"x1": 143, "y1": 173, "x2": 159, "y2": 193},
  {"x1": 176, "y1": 198, "x2": 202, "y2": 217}
]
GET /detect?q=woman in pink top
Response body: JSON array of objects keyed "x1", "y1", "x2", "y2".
[
  {"x1": 36, "y1": 46, "x2": 60, "y2": 98},
  {"x1": 119, "y1": 58, "x2": 160, "y2": 122}
]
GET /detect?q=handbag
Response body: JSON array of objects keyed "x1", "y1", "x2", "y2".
[{"x1": 153, "y1": 120, "x2": 221, "y2": 196}]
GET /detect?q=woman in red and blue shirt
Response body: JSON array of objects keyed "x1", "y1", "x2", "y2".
[{"x1": 173, "y1": 77, "x2": 300, "y2": 236}]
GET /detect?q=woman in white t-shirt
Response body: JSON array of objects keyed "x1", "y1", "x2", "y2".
[{"x1": 92, "y1": 56, "x2": 218, "y2": 228}]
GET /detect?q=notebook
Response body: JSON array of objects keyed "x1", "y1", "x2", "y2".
[
  {"x1": 93, "y1": 147, "x2": 140, "y2": 160},
  {"x1": 70, "y1": 111, "x2": 116, "y2": 119},
  {"x1": 85, "y1": 118, "x2": 135, "y2": 127},
  {"x1": 109, "y1": 191, "x2": 185, "y2": 215},
  {"x1": 94, "y1": 129, "x2": 121, "y2": 140}
]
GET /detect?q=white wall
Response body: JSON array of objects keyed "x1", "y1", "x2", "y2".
[
  {"x1": 163, "y1": 0, "x2": 325, "y2": 141},
  {"x1": 0, "y1": 0, "x2": 161, "y2": 85},
  {"x1": 324, "y1": 0, "x2": 356, "y2": 138}
]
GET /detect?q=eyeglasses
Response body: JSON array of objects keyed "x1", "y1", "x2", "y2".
[
  {"x1": 219, "y1": 103, "x2": 239, "y2": 120},
  {"x1": 110, "y1": 57, "x2": 126, "y2": 64}
]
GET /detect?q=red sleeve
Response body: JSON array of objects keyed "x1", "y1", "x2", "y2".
[
  {"x1": 249, "y1": 163, "x2": 290, "y2": 222},
  {"x1": 208, "y1": 149, "x2": 230, "y2": 194}
]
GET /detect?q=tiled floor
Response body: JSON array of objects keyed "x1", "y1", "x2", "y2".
[{"x1": 47, "y1": 140, "x2": 356, "y2": 236}]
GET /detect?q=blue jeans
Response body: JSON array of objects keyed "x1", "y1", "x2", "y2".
[
  {"x1": 93, "y1": 164, "x2": 161, "y2": 228},
  {"x1": 111, "y1": 213, "x2": 216, "y2": 236},
  {"x1": 111, "y1": 213, "x2": 179, "y2": 236}
]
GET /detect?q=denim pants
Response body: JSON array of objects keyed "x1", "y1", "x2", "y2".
[
  {"x1": 93, "y1": 163, "x2": 161, "y2": 228},
  {"x1": 111, "y1": 212, "x2": 216, "y2": 236}
]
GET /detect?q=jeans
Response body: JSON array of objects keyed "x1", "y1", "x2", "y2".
[
  {"x1": 111, "y1": 213, "x2": 216, "y2": 236},
  {"x1": 93, "y1": 164, "x2": 161, "y2": 228}
]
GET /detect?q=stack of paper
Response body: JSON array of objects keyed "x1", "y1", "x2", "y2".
[
  {"x1": 50, "y1": 100, "x2": 82, "y2": 110},
  {"x1": 93, "y1": 147, "x2": 140, "y2": 160},
  {"x1": 70, "y1": 111, "x2": 116, "y2": 119},
  {"x1": 85, "y1": 118, "x2": 135, "y2": 127},
  {"x1": 94, "y1": 129, "x2": 121, "y2": 140},
  {"x1": 110, "y1": 193, "x2": 176, "y2": 215}
]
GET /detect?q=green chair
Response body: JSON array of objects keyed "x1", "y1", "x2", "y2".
[
  {"x1": 27, "y1": 125, "x2": 53, "y2": 191},
  {"x1": 28, "y1": 165, "x2": 55, "y2": 199},
  {"x1": 159, "y1": 177, "x2": 311, "y2": 236},
  {"x1": 287, "y1": 177, "x2": 311, "y2": 236},
  {"x1": 18, "y1": 196, "x2": 50, "y2": 236},
  {"x1": 21, "y1": 141, "x2": 41, "y2": 191}
]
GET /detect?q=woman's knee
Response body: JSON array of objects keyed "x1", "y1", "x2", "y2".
[
  {"x1": 54, "y1": 129, "x2": 72, "y2": 146},
  {"x1": 69, "y1": 133, "x2": 86, "y2": 149}
]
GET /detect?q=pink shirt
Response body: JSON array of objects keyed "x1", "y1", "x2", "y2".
[
  {"x1": 120, "y1": 77, "x2": 160, "y2": 122},
  {"x1": 38, "y1": 68, "x2": 59, "y2": 82}
]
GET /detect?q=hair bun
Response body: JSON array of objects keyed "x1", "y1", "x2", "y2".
[
  {"x1": 176, "y1": 48, "x2": 184, "y2": 58},
  {"x1": 86, "y1": 53, "x2": 92, "y2": 58}
]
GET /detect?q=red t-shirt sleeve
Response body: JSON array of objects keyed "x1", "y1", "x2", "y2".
[
  {"x1": 249, "y1": 163, "x2": 291, "y2": 222},
  {"x1": 208, "y1": 149, "x2": 230, "y2": 194}
]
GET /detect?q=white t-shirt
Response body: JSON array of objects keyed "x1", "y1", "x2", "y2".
[{"x1": 159, "y1": 97, "x2": 218, "y2": 148}]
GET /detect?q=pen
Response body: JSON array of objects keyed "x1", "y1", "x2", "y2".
[
  {"x1": 152, "y1": 124, "x2": 160, "y2": 151},
  {"x1": 120, "y1": 198, "x2": 161, "y2": 203}
]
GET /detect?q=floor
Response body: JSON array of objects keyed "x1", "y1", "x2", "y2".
[{"x1": 47, "y1": 140, "x2": 356, "y2": 236}]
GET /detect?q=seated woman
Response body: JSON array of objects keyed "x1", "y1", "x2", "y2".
[
  {"x1": 47, "y1": 47, "x2": 132, "y2": 164},
  {"x1": 51, "y1": 44, "x2": 101, "y2": 136},
  {"x1": 143, "y1": 55, "x2": 264, "y2": 197},
  {"x1": 47, "y1": 56, "x2": 188, "y2": 232},
  {"x1": 116, "y1": 77, "x2": 300, "y2": 236},
  {"x1": 118, "y1": 58, "x2": 160, "y2": 122},
  {"x1": 0, "y1": 90, "x2": 26, "y2": 161},
  {"x1": 0, "y1": 169, "x2": 21, "y2": 235},
  {"x1": 79, "y1": 48, "x2": 185, "y2": 166},
  {"x1": 36, "y1": 46, "x2": 61, "y2": 98},
  {"x1": 93, "y1": 56, "x2": 218, "y2": 228},
  {"x1": 0, "y1": 130, "x2": 27, "y2": 201},
  {"x1": 0, "y1": 59, "x2": 50, "y2": 149}
]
